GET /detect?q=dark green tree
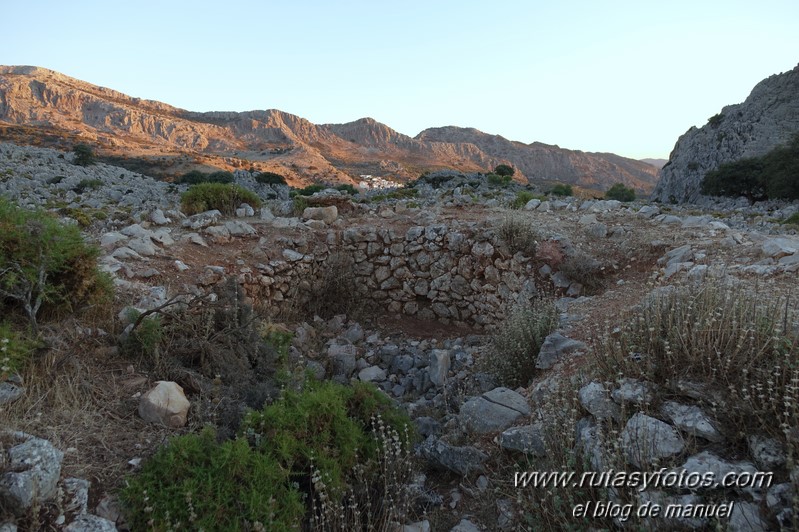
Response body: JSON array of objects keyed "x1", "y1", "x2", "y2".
[
  {"x1": 254, "y1": 171, "x2": 287, "y2": 185},
  {"x1": 72, "y1": 143, "x2": 95, "y2": 166},
  {"x1": 701, "y1": 157, "x2": 767, "y2": 202},
  {"x1": 701, "y1": 133, "x2": 799, "y2": 202},
  {"x1": 605, "y1": 183, "x2": 636, "y2": 202},
  {"x1": 550, "y1": 183, "x2": 573, "y2": 197},
  {"x1": 494, "y1": 164, "x2": 515, "y2": 177}
]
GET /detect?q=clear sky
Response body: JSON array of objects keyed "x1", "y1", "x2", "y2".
[{"x1": 2, "y1": 0, "x2": 797, "y2": 159}]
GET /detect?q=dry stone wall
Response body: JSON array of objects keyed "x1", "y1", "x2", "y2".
[{"x1": 232, "y1": 222, "x2": 538, "y2": 327}]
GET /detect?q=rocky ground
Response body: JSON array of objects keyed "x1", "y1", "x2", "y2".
[{"x1": 1, "y1": 142, "x2": 798, "y2": 531}]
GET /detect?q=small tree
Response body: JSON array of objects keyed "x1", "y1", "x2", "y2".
[
  {"x1": 0, "y1": 198, "x2": 104, "y2": 332},
  {"x1": 550, "y1": 184, "x2": 573, "y2": 197},
  {"x1": 73, "y1": 143, "x2": 95, "y2": 166},
  {"x1": 494, "y1": 164, "x2": 515, "y2": 177},
  {"x1": 605, "y1": 183, "x2": 636, "y2": 202},
  {"x1": 255, "y1": 171, "x2": 287, "y2": 185},
  {"x1": 701, "y1": 157, "x2": 767, "y2": 202}
]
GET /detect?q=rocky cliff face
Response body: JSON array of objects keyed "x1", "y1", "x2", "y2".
[
  {"x1": 417, "y1": 127, "x2": 659, "y2": 193},
  {"x1": 652, "y1": 64, "x2": 799, "y2": 203},
  {"x1": 0, "y1": 65, "x2": 657, "y2": 191}
]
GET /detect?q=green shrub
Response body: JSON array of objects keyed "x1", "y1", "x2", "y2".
[
  {"x1": 178, "y1": 170, "x2": 234, "y2": 185},
  {"x1": 0, "y1": 197, "x2": 110, "y2": 331},
  {"x1": 294, "y1": 184, "x2": 325, "y2": 196},
  {"x1": 701, "y1": 133, "x2": 799, "y2": 201},
  {"x1": 708, "y1": 113, "x2": 724, "y2": 127},
  {"x1": 510, "y1": 190, "x2": 536, "y2": 209},
  {"x1": 782, "y1": 212, "x2": 799, "y2": 226},
  {"x1": 335, "y1": 183, "x2": 359, "y2": 195},
  {"x1": 123, "y1": 381, "x2": 414, "y2": 529},
  {"x1": 487, "y1": 173, "x2": 512, "y2": 186},
  {"x1": 121, "y1": 312, "x2": 164, "y2": 361},
  {"x1": 701, "y1": 157, "x2": 767, "y2": 201},
  {"x1": 550, "y1": 183, "x2": 573, "y2": 197},
  {"x1": 207, "y1": 170, "x2": 234, "y2": 184},
  {"x1": 484, "y1": 298, "x2": 558, "y2": 388},
  {"x1": 121, "y1": 427, "x2": 304, "y2": 531},
  {"x1": 72, "y1": 178, "x2": 103, "y2": 194},
  {"x1": 292, "y1": 195, "x2": 309, "y2": 216},
  {"x1": 0, "y1": 323, "x2": 37, "y2": 379},
  {"x1": 58, "y1": 207, "x2": 92, "y2": 228},
  {"x1": 497, "y1": 212, "x2": 538, "y2": 256},
  {"x1": 494, "y1": 164, "x2": 515, "y2": 177},
  {"x1": 413, "y1": 173, "x2": 454, "y2": 188},
  {"x1": 72, "y1": 143, "x2": 95, "y2": 166},
  {"x1": 181, "y1": 183, "x2": 262, "y2": 216},
  {"x1": 243, "y1": 381, "x2": 412, "y2": 495},
  {"x1": 255, "y1": 171, "x2": 287, "y2": 185},
  {"x1": 604, "y1": 183, "x2": 636, "y2": 202}
]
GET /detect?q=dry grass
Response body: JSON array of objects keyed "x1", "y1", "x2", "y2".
[
  {"x1": 593, "y1": 278, "x2": 799, "y2": 440},
  {"x1": 0, "y1": 302, "x2": 232, "y2": 527},
  {"x1": 310, "y1": 416, "x2": 417, "y2": 531},
  {"x1": 0, "y1": 326, "x2": 172, "y2": 519},
  {"x1": 558, "y1": 251, "x2": 607, "y2": 294},
  {"x1": 497, "y1": 211, "x2": 539, "y2": 257},
  {"x1": 482, "y1": 297, "x2": 558, "y2": 388}
]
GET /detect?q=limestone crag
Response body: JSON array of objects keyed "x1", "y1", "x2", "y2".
[{"x1": 652, "y1": 63, "x2": 799, "y2": 203}]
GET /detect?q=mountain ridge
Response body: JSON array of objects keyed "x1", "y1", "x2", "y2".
[{"x1": 0, "y1": 65, "x2": 658, "y2": 191}]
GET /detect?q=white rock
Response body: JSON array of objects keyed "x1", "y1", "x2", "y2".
[
  {"x1": 282, "y1": 249, "x2": 304, "y2": 262},
  {"x1": 402, "y1": 520, "x2": 431, "y2": 532},
  {"x1": 579, "y1": 382, "x2": 621, "y2": 421},
  {"x1": 762, "y1": 237, "x2": 799, "y2": 258},
  {"x1": 126, "y1": 238, "x2": 157, "y2": 257},
  {"x1": 236, "y1": 203, "x2": 255, "y2": 217},
  {"x1": 358, "y1": 366, "x2": 387, "y2": 382},
  {"x1": 224, "y1": 220, "x2": 257, "y2": 236},
  {"x1": 110, "y1": 247, "x2": 143, "y2": 261},
  {"x1": 637, "y1": 205, "x2": 660, "y2": 218},
  {"x1": 150, "y1": 209, "x2": 170, "y2": 225},
  {"x1": 523, "y1": 199, "x2": 541, "y2": 210},
  {"x1": 621, "y1": 413, "x2": 684, "y2": 468},
  {"x1": 99, "y1": 232, "x2": 128, "y2": 249},
  {"x1": 660, "y1": 401, "x2": 723, "y2": 442},
  {"x1": 428, "y1": 349, "x2": 451, "y2": 387},
  {"x1": 138, "y1": 381, "x2": 190, "y2": 428},
  {"x1": 303, "y1": 206, "x2": 338, "y2": 224},
  {"x1": 260, "y1": 207, "x2": 275, "y2": 221},
  {"x1": 727, "y1": 502, "x2": 768, "y2": 531}
]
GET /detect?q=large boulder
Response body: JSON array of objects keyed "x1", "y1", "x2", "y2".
[
  {"x1": 460, "y1": 387, "x2": 530, "y2": 434},
  {"x1": 0, "y1": 431, "x2": 64, "y2": 515},
  {"x1": 302, "y1": 206, "x2": 338, "y2": 224},
  {"x1": 138, "y1": 381, "x2": 190, "y2": 428},
  {"x1": 417, "y1": 436, "x2": 488, "y2": 476},
  {"x1": 621, "y1": 413, "x2": 684, "y2": 468}
]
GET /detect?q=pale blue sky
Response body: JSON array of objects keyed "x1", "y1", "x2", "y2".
[{"x1": 2, "y1": 0, "x2": 797, "y2": 159}]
